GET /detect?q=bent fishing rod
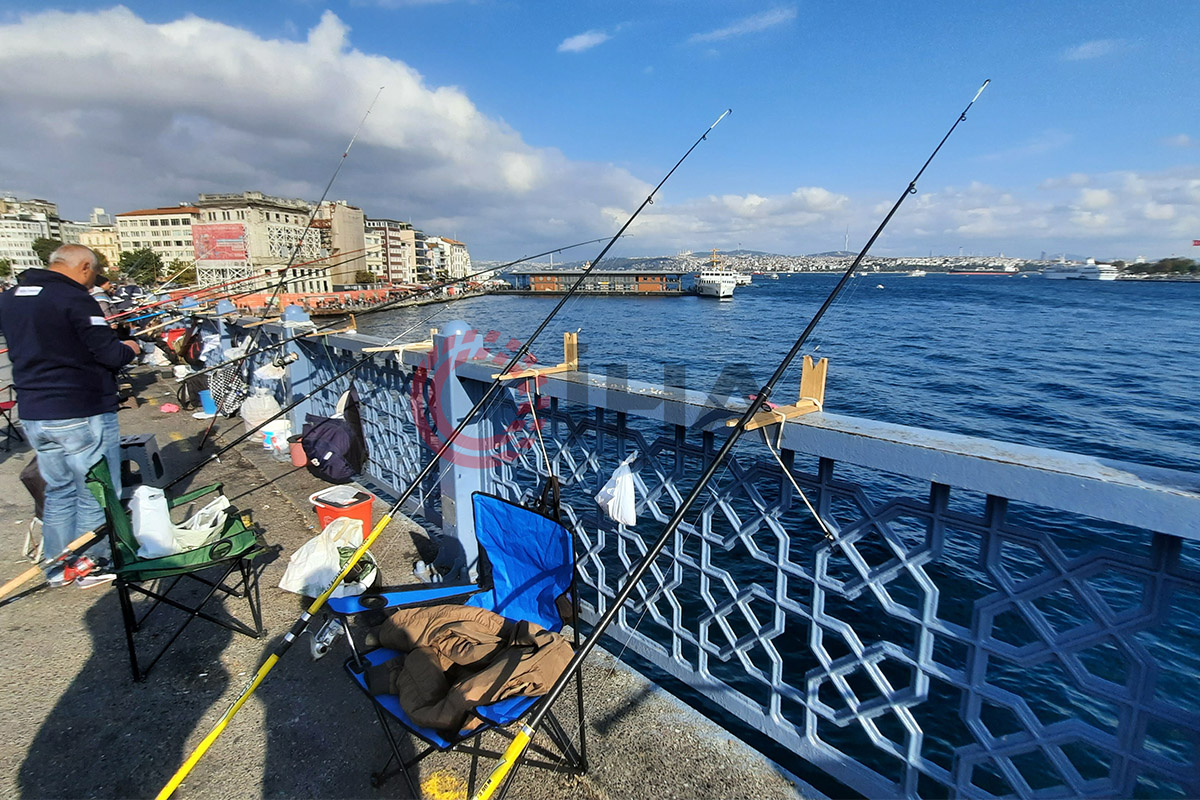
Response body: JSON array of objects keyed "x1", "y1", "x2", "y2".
[
  {"x1": 155, "y1": 108, "x2": 731, "y2": 800},
  {"x1": 472, "y1": 80, "x2": 991, "y2": 800},
  {"x1": 174, "y1": 235, "x2": 611, "y2": 385}
]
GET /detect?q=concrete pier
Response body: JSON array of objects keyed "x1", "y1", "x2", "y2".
[{"x1": 0, "y1": 366, "x2": 809, "y2": 800}]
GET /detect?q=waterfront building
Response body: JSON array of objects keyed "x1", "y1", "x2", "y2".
[
  {"x1": 365, "y1": 218, "x2": 419, "y2": 285},
  {"x1": 427, "y1": 236, "x2": 471, "y2": 280},
  {"x1": 506, "y1": 268, "x2": 686, "y2": 294},
  {"x1": 0, "y1": 196, "x2": 86, "y2": 277},
  {"x1": 315, "y1": 200, "x2": 367, "y2": 288},
  {"x1": 115, "y1": 205, "x2": 201, "y2": 273},
  {"x1": 0, "y1": 211, "x2": 52, "y2": 276},
  {"x1": 192, "y1": 191, "x2": 325, "y2": 291},
  {"x1": 363, "y1": 229, "x2": 384, "y2": 278}
]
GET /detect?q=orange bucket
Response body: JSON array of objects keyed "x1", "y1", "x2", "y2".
[{"x1": 309, "y1": 486, "x2": 374, "y2": 542}]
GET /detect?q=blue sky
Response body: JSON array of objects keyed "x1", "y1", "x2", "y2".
[{"x1": 0, "y1": 1, "x2": 1196, "y2": 259}]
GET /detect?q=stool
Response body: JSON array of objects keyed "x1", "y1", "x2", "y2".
[{"x1": 120, "y1": 433, "x2": 165, "y2": 491}]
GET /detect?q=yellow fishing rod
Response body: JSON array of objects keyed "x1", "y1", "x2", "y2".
[
  {"x1": 155, "y1": 108, "x2": 731, "y2": 799},
  {"x1": 471, "y1": 80, "x2": 991, "y2": 800}
]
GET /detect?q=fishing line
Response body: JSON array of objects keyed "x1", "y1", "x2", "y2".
[
  {"x1": 472, "y1": 81, "x2": 990, "y2": 800},
  {"x1": 176, "y1": 236, "x2": 610, "y2": 385},
  {"x1": 154, "y1": 109, "x2": 731, "y2": 800},
  {"x1": 238, "y1": 87, "x2": 384, "y2": 361}
]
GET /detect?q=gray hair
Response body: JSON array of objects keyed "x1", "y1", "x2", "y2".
[{"x1": 48, "y1": 243, "x2": 97, "y2": 270}]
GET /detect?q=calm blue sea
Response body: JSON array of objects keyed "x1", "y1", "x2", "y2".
[
  {"x1": 360, "y1": 273, "x2": 1200, "y2": 474},
  {"x1": 359, "y1": 273, "x2": 1199, "y2": 795}
]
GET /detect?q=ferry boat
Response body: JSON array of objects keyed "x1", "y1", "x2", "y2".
[
  {"x1": 695, "y1": 250, "x2": 737, "y2": 299},
  {"x1": 947, "y1": 264, "x2": 1019, "y2": 276},
  {"x1": 1043, "y1": 258, "x2": 1119, "y2": 281},
  {"x1": 907, "y1": 269, "x2": 927, "y2": 277}
]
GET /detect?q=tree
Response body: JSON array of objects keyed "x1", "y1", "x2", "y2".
[
  {"x1": 165, "y1": 259, "x2": 197, "y2": 287},
  {"x1": 119, "y1": 248, "x2": 164, "y2": 286},
  {"x1": 0, "y1": 259, "x2": 11, "y2": 279},
  {"x1": 32, "y1": 237, "x2": 63, "y2": 265},
  {"x1": 354, "y1": 270, "x2": 380, "y2": 285},
  {"x1": 95, "y1": 251, "x2": 110, "y2": 272}
]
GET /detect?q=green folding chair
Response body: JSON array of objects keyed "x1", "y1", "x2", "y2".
[{"x1": 85, "y1": 457, "x2": 267, "y2": 681}]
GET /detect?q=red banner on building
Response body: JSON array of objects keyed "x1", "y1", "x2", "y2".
[{"x1": 193, "y1": 223, "x2": 248, "y2": 260}]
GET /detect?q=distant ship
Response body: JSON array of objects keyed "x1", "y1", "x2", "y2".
[
  {"x1": 907, "y1": 269, "x2": 927, "y2": 277},
  {"x1": 947, "y1": 264, "x2": 1019, "y2": 276},
  {"x1": 695, "y1": 249, "x2": 737, "y2": 299},
  {"x1": 1043, "y1": 258, "x2": 1119, "y2": 281}
]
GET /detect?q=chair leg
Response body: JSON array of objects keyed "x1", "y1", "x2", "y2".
[
  {"x1": 114, "y1": 578, "x2": 144, "y2": 682},
  {"x1": 239, "y1": 557, "x2": 264, "y2": 636}
]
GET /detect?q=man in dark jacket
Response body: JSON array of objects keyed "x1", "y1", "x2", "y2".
[{"x1": 0, "y1": 245, "x2": 138, "y2": 587}]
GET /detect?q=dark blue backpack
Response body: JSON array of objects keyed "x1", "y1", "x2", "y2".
[{"x1": 301, "y1": 386, "x2": 369, "y2": 484}]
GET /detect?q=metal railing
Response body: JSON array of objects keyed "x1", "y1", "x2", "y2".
[{"x1": 229, "y1": 313, "x2": 1200, "y2": 799}]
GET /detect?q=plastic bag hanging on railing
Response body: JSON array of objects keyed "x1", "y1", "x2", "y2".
[{"x1": 595, "y1": 451, "x2": 638, "y2": 526}]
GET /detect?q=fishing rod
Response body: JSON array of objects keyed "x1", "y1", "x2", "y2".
[
  {"x1": 471, "y1": 80, "x2": 991, "y2": 800},
  {"x1": 154, "y1": 108, "x2": 731, "y2": 800},
  {"x1": 110, "y1": 246, "x2": 375, "y2": 324},
  {"x1": 237, "y1": 88, "x2": 383, "y2": 364},
  {"x1": 173, "y1": 235, "x2": 610, "y2": 384}
]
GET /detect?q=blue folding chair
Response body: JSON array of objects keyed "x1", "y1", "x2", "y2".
[{"x1": 329, "y1": 491, "x2": 587, "y2": 794}]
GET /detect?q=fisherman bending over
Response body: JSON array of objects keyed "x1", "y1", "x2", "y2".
[{"x1": 0, "y1": 245, "x2": 139, "y2": 587}]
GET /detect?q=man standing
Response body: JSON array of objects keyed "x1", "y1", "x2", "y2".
[{"x1": 0, "y1": 244, "x2": 138, "y2": 587}]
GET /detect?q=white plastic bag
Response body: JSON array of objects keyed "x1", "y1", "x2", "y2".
[
  {"x1": 173, "y1": 495, "x2": 231, "y2": 551},
  {"x1": 595, "y1": 452, "x2": 638, "y2": 526},
  {"x1": 240, "y1": 387, "x2": 282, "y2": 443},
  {"x1": 130, "y1": 485, "x2": 177, "y2": 558},
  {"x1": 278, "y1": 517, "x2": 376, "y2": 598}
]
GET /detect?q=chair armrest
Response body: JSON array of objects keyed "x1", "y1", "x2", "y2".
[
  {"x1": 327, "y1": 583, "x2": 479, "y2": 616},
  {"x1": 168, "y1": 483, "x2": 223, "y2": 508}
]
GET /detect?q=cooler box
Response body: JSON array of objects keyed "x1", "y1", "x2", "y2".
[{"x1": 309, "y1": 486, "x2": 375, "y2": 541}]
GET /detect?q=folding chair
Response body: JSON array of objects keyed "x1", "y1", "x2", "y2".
[
  {"x1": 0, "y1": 385, "x2": 23, "y2": 451},
  {"x1": 330, "y1": 491, "x2": 588, "y2": 794},
  {"x1": 84, "y1": 457, "x2": 267, "y2": 681}
]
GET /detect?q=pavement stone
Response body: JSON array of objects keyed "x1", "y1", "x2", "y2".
[{"x1": 0, "y1": 365, "x2": 809, "y2": 800}]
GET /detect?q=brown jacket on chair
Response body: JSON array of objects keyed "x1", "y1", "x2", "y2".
[{"x1": 369, "y1": 604, "x2": 573, "y2": 736}]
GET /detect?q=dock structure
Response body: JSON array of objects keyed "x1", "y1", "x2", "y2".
[
  {"x1": 2, "y1": 308, "x2": 1198, "y2": 799},
  {"x1": 502, "y1": 267, "x2": 689, "y2": 294}
]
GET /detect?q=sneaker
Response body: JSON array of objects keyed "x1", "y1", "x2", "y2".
[
  {"x1": 45, "y1": 564, "x2": 70, "y2": 588},
  {"x1": 76, "y1": 568, "x2": 116, "y2": 589},
  {"x1": 192, "y1": 411, "x2": 216, "y2": 419}
]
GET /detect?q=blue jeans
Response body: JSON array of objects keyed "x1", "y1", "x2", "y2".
[{"x1": 23, "y1": 413, "x2": 120, "y2": 571}]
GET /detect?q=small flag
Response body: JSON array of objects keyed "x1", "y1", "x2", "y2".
[{"x1": 1193, "y1": 239, "x2": 1200, "y2": 246}]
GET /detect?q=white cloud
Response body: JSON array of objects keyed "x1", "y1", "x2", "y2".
[
  {"x1": 0, "y1": 8, "x2": 648, "y2": 258},
  {"x1": 557, "y1": 30, "x2": 611, "y2": 53},
  {"x1": 0, "y1": 8, "x2": 1192, "y2": 262},
  {"x1": 982, "y1": 129, "x2": 1072, "y2": 161},
  {"x1": 689, "y1": 6, "x2": 797, "y2": 44},
  {"x1": 1163, "y1": 133, "x2": 1194, "y2": 148},
  {"x1": 1061, "y1": 39, "x2": 1123, "y2": 61},
  {"x1": 1078, "y1": 188, "x2": 1115, "y2": 209}
]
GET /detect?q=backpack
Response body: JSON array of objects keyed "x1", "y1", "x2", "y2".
[{"x1": 301, "y1": 386, "x2": 369, "y2": 484}]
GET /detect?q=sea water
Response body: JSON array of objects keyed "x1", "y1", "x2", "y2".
[{"x1": 358, "y1": 274, "x2": 1200, "y2": 794}]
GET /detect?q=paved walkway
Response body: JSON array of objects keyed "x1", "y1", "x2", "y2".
[{"x1": 0, "y1": 366, "x2": 808, "y2": 800}]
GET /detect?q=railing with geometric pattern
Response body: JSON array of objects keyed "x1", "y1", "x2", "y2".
[{"x1": 231, "y1": 315, "x2": 1200, "y2": 799}]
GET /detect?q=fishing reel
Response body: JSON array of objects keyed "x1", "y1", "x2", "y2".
[{"x1": 309, "y1": 616, "x2": 345, "y2": 660}]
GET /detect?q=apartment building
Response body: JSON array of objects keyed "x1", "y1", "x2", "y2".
[
  {"x1": 0, "y1": 196, "x2": 76, "y2": 277},
  {"x1": 78, "y1": 208, "x2": 120, "y2": 267},
  {"x1": 364, "y1": 218, "x2": 419, "y2": 285},
  {"x1": 315, "y1": 200, "x2": 366, "y2": 288},
  {"x1": 192, "y1": 192, "x2": 325, "y2": 291},
  {"x1": 116, "y1": 205, "x2": 201, "y2": 269}
]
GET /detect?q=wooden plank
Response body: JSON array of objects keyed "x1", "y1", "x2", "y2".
[
  {"x1": 799, "y1": 355, "x2": 828, "y2": 406},
  {"x1": 493, "y1": 364, "x2": 573, "y2": 382},
  {"x1": 727, "y1": 399, "x2": 822, "y2": 431}
]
